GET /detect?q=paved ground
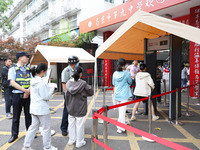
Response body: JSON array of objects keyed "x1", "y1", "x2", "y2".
[{"x1": 0, "y1": 89, "x2": 200, "y2": 150}]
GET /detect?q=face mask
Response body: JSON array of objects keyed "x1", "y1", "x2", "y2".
[
  {"x1": 43, "y1": 72, "x2": 47, "y2": 77},
  {"x1": 76, "y1": 62, "x2": 79, "y2": 67}
]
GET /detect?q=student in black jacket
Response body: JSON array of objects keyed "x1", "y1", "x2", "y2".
[{"x1": 1, "y1": 57, "x2": 13, "y2": 119}]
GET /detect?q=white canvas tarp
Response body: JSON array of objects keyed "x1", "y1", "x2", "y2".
[
  {"x1": 30, "y1": 45, "x2": 95, "y2": 65},
  {"x1": 95, "y1": 10, "x2": 200, "y2": 60}
]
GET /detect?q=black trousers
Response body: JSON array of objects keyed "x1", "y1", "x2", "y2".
[
  {"x1": 11, "y1": 93, "x2": 31, "y2": 136},
  {"x1": 60, "y1": 93, "x2": 68, "y2": 132},
  {"x1": 4, "y1": 87, "x2": 12, "y2": 113}
]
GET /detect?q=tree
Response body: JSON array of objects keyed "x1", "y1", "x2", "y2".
[
  {"x1": 0, "y1": 36, "x2": 45, "y2": 62},
  {"x1": 48, "y1": 30, "x2": 96, "y2": 47},
  {"x1": 0, "y1": 0, "x2": 13, "y2": 33}
]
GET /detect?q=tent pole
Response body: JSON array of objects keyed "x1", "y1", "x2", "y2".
[
  {"x1": 93, "y1": 58, "x2": 97, "y2": 108},
  {"x1": 48, "y1": 61, "x2": 50, "y2": 69}
]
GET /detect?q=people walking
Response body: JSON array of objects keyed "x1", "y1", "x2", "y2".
[
  {"x1": 126, "y1": 60, "x2": 140, "y2": 100},
  {"x1": 156, "y1": 65, "x2": 162, "y2": 103},
  {"x1": 8, "y1": 52, "x2": 32, "y2": 143},
  {"x1": 1, "y1": 57, "x2": 13, "y2": 119},
  {"x1": 131, "y1": 64, "x2": 159, "y2": 121},
  {"x1": 60, "y1": 56, "x2": 79, "y2": 136},
  {"x1": 22, "y1": 63, "x2": 57, "y2": 150},
  {"x1": 181, "y1": 65, "x2": 188, "y2": 92},
  {"x1": 113, "y1": 58, "x2": 132, "y2": 134},
  {"x1": 126, "y1": 60, "x2": 142, "y2": 114},
  {"x1": 66, "y1": 66, "x2": 93, "y2": 148}
]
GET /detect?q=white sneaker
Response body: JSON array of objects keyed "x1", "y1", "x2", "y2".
[
  {"x1": 76, "y1": 141, "x2": 86, "y2": 148},
  {"x1": 22, "y1": 147, "x2": 33, "y2": 150},
  {"x1": 116, "y1": 129, "x2": 125, "y2": 134},
  {"x1": 130, "y1": 116, "x2": 136, "y2": 121},
  {"x1": 152, "y1": 116, "x2": 159, "y2": 121},
  {"x1": 68, "y1": 140, "x2": 75, "y2": 146},
  {"x1": 51, "y1": 130, "x2": 56, "y2": 136},
  {"x1": 43, "y1": 145, "x2": 58, "y2": 150}
]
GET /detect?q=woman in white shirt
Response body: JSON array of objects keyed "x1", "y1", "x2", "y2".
[
  {"x1": 131, "y1": 64, "x2": 159, "y2": 121},
  {"x1": 22, "y1": 63, "x2": 57, "y2": 150}
]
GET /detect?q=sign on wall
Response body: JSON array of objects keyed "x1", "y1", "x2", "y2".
[
  {"x1": 147, "y1": 36, "x2": 170, "y2": 51},
  {"x1": 80, "y1": 0, "x2": 189, "y2": 33}
]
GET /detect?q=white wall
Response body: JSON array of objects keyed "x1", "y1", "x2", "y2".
[{"x1": 50, "y1": 65, "x2": 57, "y2": 80}]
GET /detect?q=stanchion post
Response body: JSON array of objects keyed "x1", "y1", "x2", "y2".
[
  {"x1": 148, "y1": 95, "x2": 152, "y2": 134},
  {"x1": 163, "y1": 79, "x2": 167, "y2": 106},
  {"x1": 103, "y1": 87, "x2": 106, "y2": 105},
  {"x1": 103, "y1": 105, "x2": 108, "y2": 148},
  {"x1": 184, "y1": 86, "x2": 193, "y2": 116},
  {"x1": 175, "y1": 88, "x2": 179, "y2": 125},
  {"x1": 192, "y1": 79, "x2": 197, "y2": 99},
  {"x1": 198, "y1": 82, "x2": 200, "y2": 105},
  {"x1": 98, "y1": 87, "x2": 106, "y2": 124},
  {"x1": 187, "y1": 86, "x2": 190, "y2": 113},
  {"x1": 92, "y1": 109, "x2": 98, "y2": 150},
  {"x1": 92, "y1": 76, "x2": 94, "y2": 88}
]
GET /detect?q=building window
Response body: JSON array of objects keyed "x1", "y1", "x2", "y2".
[
  {"x1": 105, "y1": 0, "x2": 114, "y2": 3},
  {"x1": 27, "y1": 8, "x2": 48, "y2": 35},
  {"x1": 68, "y1": 15, "x2": 77, "y2": 29}
]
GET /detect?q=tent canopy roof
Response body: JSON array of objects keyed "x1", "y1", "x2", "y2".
[
  {"x1": 96, "y1": 10, "x2": 200, "y2": 61},
  {"x1": 30, "y1": 45, "x2": 95, "y2": 65}
]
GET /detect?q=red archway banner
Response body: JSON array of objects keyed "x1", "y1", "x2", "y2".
[{"x1": 80, "y1": 0, "x2": 189, "y2": 33}]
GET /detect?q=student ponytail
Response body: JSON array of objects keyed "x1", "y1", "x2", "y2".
[
  {"x1": 72, "y1": 66, "x2": 83, "y2": 81},
  {"x1": 30, "y1": 63, "x2": 47, "y2": 77},
  {"x1": 116, "y1": 58, "x2": 126, "y2": 71}
]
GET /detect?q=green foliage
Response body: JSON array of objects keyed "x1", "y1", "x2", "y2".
[
  {"x1": 48, "y1": 30, "x2": 96, "y2": 48},
  {"x1": 0, "y1": 0, "x2": 13, "y2": 33}
]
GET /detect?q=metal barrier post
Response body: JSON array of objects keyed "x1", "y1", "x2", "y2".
[
  {"x1": 142, "y1": 95, "x2": 155, "y2": 142},
  {"x1": 184, "y1": 86, "x2": 193, "y2": 116},
  {"x1": 163, "y1": 79, "x2": 167, "y2": 106},
  {"x1": 92, "y1": 76, "x2": 94, "y2": 88},
  {"x1": 103, "y1": 105, "x2": 108, "y2": 148},
  {"x1": 196, "y1": 82, "x2": 200, "y2": 106},
  {"x1": 92, "y1": 109, "x2": 98, "y2": 150},
  {"x1": 148, "y1": 95, "x2": 152, "y2": 134},
  {"x1": 103, "y1": 87, "x2": 106, "y2": 105},
  {"x1": 98, "y1": 87, "x2": 106, "y2": 124},
  {"x1": 175, "y1": 88, "x2": 179, "y2": 125},
  {"x1": 192, "y1": 79, "x2": 197, "y2": 99}
]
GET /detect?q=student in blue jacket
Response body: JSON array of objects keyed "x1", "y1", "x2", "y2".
[{"x1": 112, "y1": 58, "x2": 132, "y2": 134}]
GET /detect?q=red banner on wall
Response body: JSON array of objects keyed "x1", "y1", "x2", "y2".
[
  {"x1": 103, "y1": 31, "x2": 113, "y2": 87},
  {"x1": 189, "y1": 6, "x2": 200, "y2": 97},
  {"x1": 173, "y1": 15, "x2": 190, "y2": 25},
  {"x1": 80, "y1": 0, "x2": 189, "y2": 33}
]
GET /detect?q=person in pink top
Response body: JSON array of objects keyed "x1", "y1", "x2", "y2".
[{"x1": 126, "y1": 60, "x2": 142, "y2": 114}]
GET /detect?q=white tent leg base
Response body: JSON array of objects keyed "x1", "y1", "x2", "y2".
[
  {"x1": 142, "y1": 136, "x2": 155, "y2": 143},
  {"x1": 195, "y1": 103, "x2": 200, "y2": 106},
  {"x1": 98, "y1": 119, "x2": 104, "y2": 124}
]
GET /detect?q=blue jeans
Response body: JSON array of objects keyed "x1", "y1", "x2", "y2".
[
  {"x1": 60, "y1": 93, "x2": 68, "y2": 132},
  {"x1": 181, "y1": 78, "x2": 187, "y2": 88},
  {"x1": 131, "y1": 79, "x2": 136, "y2": 100}
]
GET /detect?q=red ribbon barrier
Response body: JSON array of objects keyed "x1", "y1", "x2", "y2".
[
  {"x1": 93, "y1": 137, "x2": 114, "y2": 150},
  {"x1": 109, "y1": 97, "x2": 148, "y2": 110},
  {"x1": 94, "y1": 112, "x2": 192, "y2": 150},
  {"x1": 152, "y1": 89, "x2": 177, "y2": 99}
]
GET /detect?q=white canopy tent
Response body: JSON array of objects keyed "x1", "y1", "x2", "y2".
[
  {"x1": 30, "y1": 45, "x2": 95, "y2": 67},
  {"x1": 95, "y1": 10, "x2": 200, "y2": 60},
  {"x1": 94, "y1": 10, "x2": 200, "y2": 107}
]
